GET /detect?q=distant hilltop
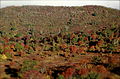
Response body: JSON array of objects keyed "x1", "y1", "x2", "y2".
[{"x1": 0, "y1": 5, "x2": 120, "y2": 34}]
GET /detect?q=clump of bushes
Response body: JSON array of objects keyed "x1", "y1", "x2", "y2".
[
  {"x1": 0, "y1": 24, "x2": 119, "y2": 56},
  {"x1": 21, "y1": 60, "x2": 37, "y2": 72},
  {"x1": 92, "y1": 56, "x2": 102, "y2": 65},
  {"x1": 14, "y1": 43, "x2": 24, "y2": 52}
]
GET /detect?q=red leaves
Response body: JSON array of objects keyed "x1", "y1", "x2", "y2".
[
  {"x1": 24, "y1": 45, "x2": 29, "y2": 49},
  {"x1": 3, "y1": 37, "x2": 9, "y2": 43},
  {"x1": 84, "y1": 37, "x2": 88, "y2": 41},
  {"x1": 20, "y1": 43, "x2": 25, "y2": 47},
  {"x1": 69, "y1": 45, "x2": 78, "y2": 53},
  {"x1": 4, "y1": 44, "x2": 10, "y2": 49},
  {"x1": 91, "y1": 34, "x2": 97, "y2": 40},
  {"x1": 78, "y1": 41, "x2": 83, "y2": 46},
  {"x1": 78, "y1": 68, "x2": 89, "y2": 76},
  {"x1": 62, "y1": 68, "x2": 75, "y2": 79}
]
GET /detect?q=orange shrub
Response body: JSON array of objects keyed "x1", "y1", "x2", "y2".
[
  {"x1": 95, "y1": 65, "x2": 107, "y2": 73},
  {"x1": 69, "y1": 45, "x2": 78, "y2": 53},
  {"x1": 60, "y1": 44, "x2": 67, "y2": 49},
  {"x1": 70, "y1": 33, "x2": 75, "y2": 39},
  {"x1": 89, "y1": 46, "x2": 96, "y2": 51},
  {"x1": 78, "y1": 41, "x2": 84, "y2": 46},
  {"x1": 78, "y1": 68, "x2": 89, "y2": 76},
  {"x1": 77, "y1": 46, "x2": 87, "y2": 53},
  {"x1": 91, "y1": 34, "x2": 97, "y2": 40},
  {"x1": 10, "y1": 44, "x2": 15, "y2": 49},
  {"x1": 97, "y1": 40, "x2": 104, "y2": 46}
]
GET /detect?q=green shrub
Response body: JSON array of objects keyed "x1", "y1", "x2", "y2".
[
  {"x1": 21, "y1": 60, "x2": 37, "y2": 72},
  {"x1": 87, "y1": 72, "x2": 100, "y2": 79},
  {"x1": 0, "y1": 48, "x2": 3, "y2": 54},
  {"x1": 15, "y1": 43, "x2": 24, "y2": 52},
  {"x1": 106, "y1": 43, "x2": 116, "y2": 53},
  {"x1": 73, "y1": 72, "x2": 100, "y2": 79},
  {"x1": 71, "y1": 37, "x2": 78, "y2": 45},
  {"x1": 15, "y1": 33, "x2": 22, "y2": 38},
  {"x1": 26, "y1": 48, "x2": 34, "y2": 54},
  {"x1": 43, "y1": 45, "x2": 51, "y2": 51},
  {"x1": 57, "y1": 37, "x2": 64, "y2": 44},
  {"x1": 58, "y1": 74, "x2": 64, "y2": 79},
  {"x1": 92, "y1": 56, "x2": 102, "y2": 65},
  {"x1": 5, "y1": 52, "x2": 12, "y2": 59}
]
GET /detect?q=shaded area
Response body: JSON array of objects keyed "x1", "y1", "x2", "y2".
[
  {"x1": 110, "y1": 67, "x2": 120, "y2": 75},
  {"x1": 51, "y1": 66, "x2": 71, "y2": 79},
  {"x1": 5, "y1": 65, "x2": 19, "y2": 78}
]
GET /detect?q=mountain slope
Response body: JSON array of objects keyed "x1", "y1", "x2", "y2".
[{"x1": 0, "y1": 5, "x2": 120, "y2": 34}]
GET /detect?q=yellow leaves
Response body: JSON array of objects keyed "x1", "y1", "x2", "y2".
[
  {"x1": 30, "y1": 38, "x2": 34, "y2": 41},
  {"x1": 0, "y1": 54, "x2": 7, "y2": 60},
  {"x1": 46, "y1": 75, "x2": 51, "y2": 79},
  {"x1": 2, "y1": 54, "x2": 7, "y2": 59}
]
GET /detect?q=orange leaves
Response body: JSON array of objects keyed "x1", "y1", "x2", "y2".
[
  {"x1": 60, "y1": 44, "x2": 67, "y2": 49},
  {"x1": 69, "y1": 45, "x2": 78, "y2": 53},
  {"x1": 69, "y1": 45, "x2": 87, "y2": 54},
  {"x1": 97, "y1": 40, "x2": 104, "y2": 46},
  {"x1": 89, "y1": 46, "x2": 96, "y2": 51},
  {"x1": 78, "y1": 68, "x2": 89, "y2": 76},
  {"x1": 78, "y1": 41, "x2": 84, "y2": 46},
  {"x1": 79, "y1": 59, "x2": 90, "y2": 64},
  {"x1": 95, "y1": 65, "x2": 107, "y2": 73},
  {"x1": 10, "y1": 44, "x2": 15, "y2": 49},
  {"x1": 77, "y1": 46, "x2": 87, "y2": 54},
  {"x1": 70, "y1": 33, "x2": 75, "y2": 39}
]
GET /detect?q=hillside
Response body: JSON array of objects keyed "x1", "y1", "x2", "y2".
[
  {"x1": 0, "y1": 6, "x2": 120, "y2": 79},
  {"x1": 0, "y1": 5, "x2": 120, "y2": 34}
]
